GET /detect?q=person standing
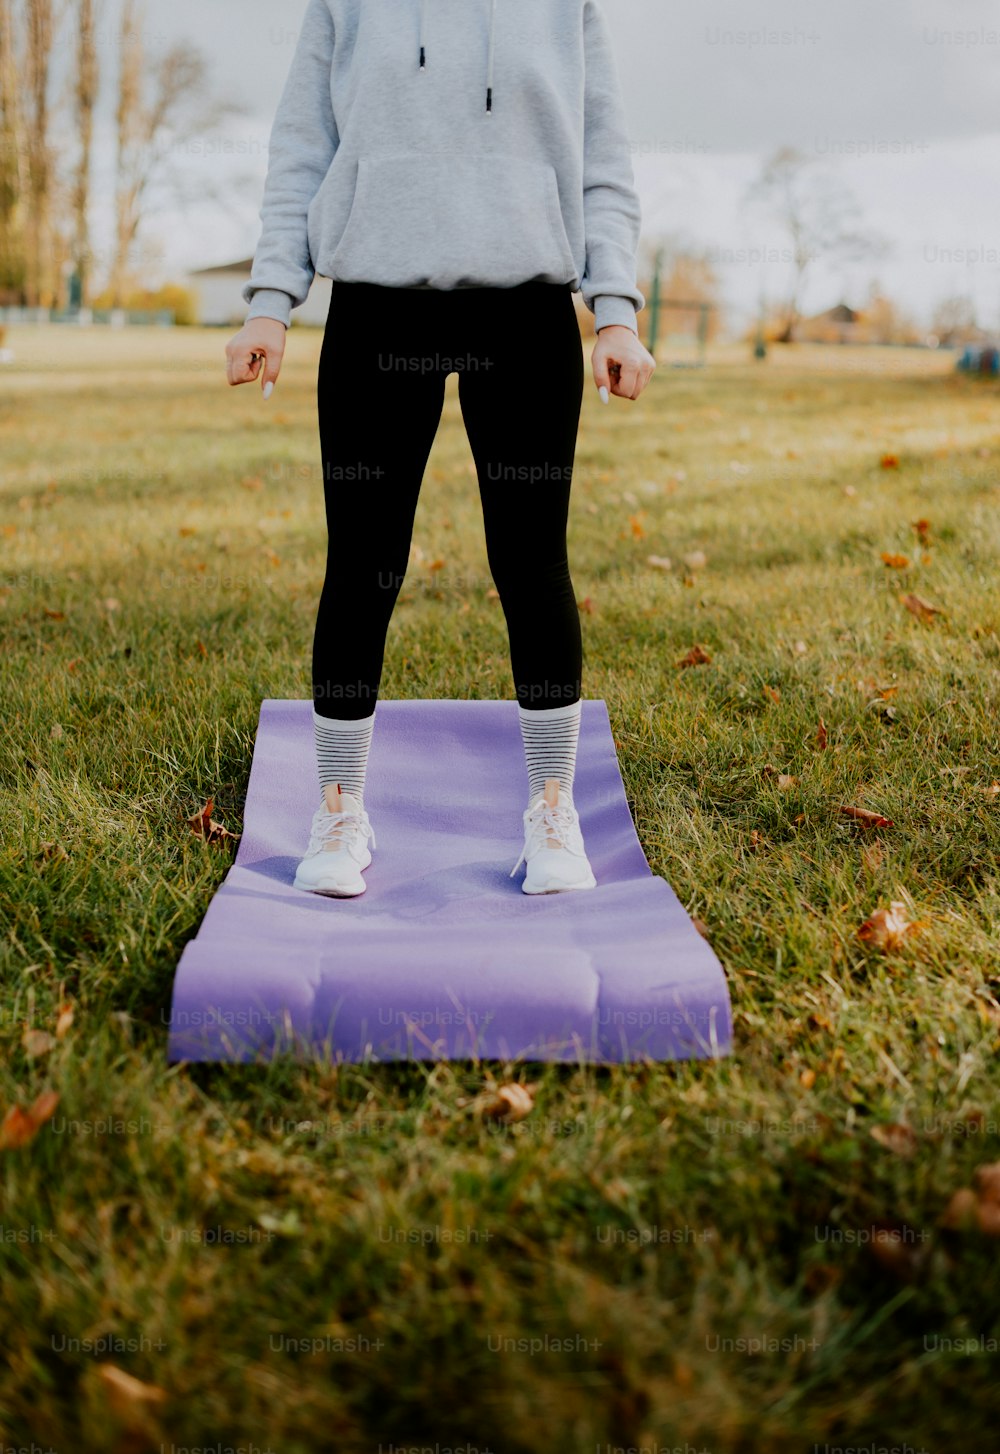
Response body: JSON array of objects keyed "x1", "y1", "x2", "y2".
[{"x1": 226, "y1": 0, "x2": 655, "y2": 897}]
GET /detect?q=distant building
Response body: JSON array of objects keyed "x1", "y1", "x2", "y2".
[
  {"x1": 187, "y1": 258, "x2": 331, "y2": 326},
  {"x1": 188, "y1": 256, "x2": 600, "y2": 332}
]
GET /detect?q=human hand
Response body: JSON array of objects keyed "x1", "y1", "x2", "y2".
[
  {"x1": 226, "y1": 317, "x2": 287, "y2": 398},
  {"x1": 592, "y1": 324, "x2": 656, "y2": 402}
]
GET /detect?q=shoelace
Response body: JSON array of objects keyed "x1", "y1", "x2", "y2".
[
  {"x1": 308, "y1": 804, "x2": 376, "y2": 858},
  {"x1": 510, "y1": 801, "x2": 578, "y2": 877}
]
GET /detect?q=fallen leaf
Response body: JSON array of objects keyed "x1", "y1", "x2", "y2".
[
  {"x1": 901, "y1": 593, "x2": 942, "y2": 624},
  {"x1": 857, "y1": 901, "x2": 914, "y2": 952},
  {"x1": 43, "y1": 608, "x2": 66, "y2": 620},
  {"x1": 776, "y1": 774, "x2": 797, "y2": 791},
  {"x1": 178, "y1": 526, "x2": 197, "y2": 537},
  {"x1": 815, "y1": 718, "x2": 828, "y2": 750},
  {"x1": 984, "y1": 782, "x2": 1000, "y2": 800},
  {"x1": 762, "y1": 685, "x2": 781, "y2": 704},
  {"x1": 691, "y1": 918, "x2": 710, "y2": 939},
  {"x1": 913, "y1": 519, "x2": 931, "y2": 545},
  {"x1": 862, "y1": 841, "x2": 884, "y2": 874},
  {"x1": 799, "y1": 1068, "x2": 816, "y2": 1089},
  {"x1": 973, "y1": 1162, "x2": 1000, "y2": 1205},
  {"x1": 56, "y1": 1003, "x2": 74, "y2": 1039},
  {"x1": 629, "y1": 514, "x2": 646, "y2": 539},
  {"x1": 480, "y1": 1083, "x2": 535, "y2": 1123},
  {"x1": 676, "y1": 644, "x2": 712, "y2": 669},
  {"x1": 870, "y1": 1123, "x2": 917, "y2": 1158},
  {"x1": 940, "y1": 1187, "x2": 979, "y2": 1231},
  {"x1": 646, "y1": 555, "x2": 672, "y2": 571},
  {"x1": 881, "y1": 553, "x2": 910, "y2": 570},
  {"x1": 683, "y1": 550, "x2": 708, "y2": 570},
  {"x1": 867, "y1": 1221, "x2": 928, "y2": 1279},
  {"x1": 22, "y1": 1028, "x2": 57, "y2": 1059},
  {"x1": 187, "y1": 799, "x2": 240, "y2": 846},
  {"x1": 0, "y1": 1090, "x2": 60, "y2": 1150},
  {"x1": 879, "y1": 454, "x2": 900, "y2": 470},
  {"x1": 96, "y1": 1363, "x2": 167, "y2": 1420},
  {"x1": 839, "y1": 805, "x2": 894, "y2": 829}
]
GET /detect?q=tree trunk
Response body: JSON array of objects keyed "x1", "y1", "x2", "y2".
[
  {"x1": 24, "y1": 0, "x2": 56, "y2": 307},
  {"x1": 73, "y1": 0, "x2": 99, "y2": 306}
]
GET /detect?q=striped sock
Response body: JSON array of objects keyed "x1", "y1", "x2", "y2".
[
  {"x1": 312, "y1": 708, "x2": 376, "y2": 805},
  {"x1": 517, "y1": 700, "x2": 582, "y2": 805}
]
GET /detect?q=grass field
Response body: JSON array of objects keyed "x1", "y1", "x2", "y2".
[{"x1": 1, "y1": 324, "x2": 999, "y2": 1453}]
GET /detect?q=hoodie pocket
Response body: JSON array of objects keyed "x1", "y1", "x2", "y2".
[{"x1": 319, "y1": 152, "x2": 578, "y2": 289}]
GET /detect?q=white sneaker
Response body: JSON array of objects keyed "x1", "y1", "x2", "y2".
[
  {"x1": 293, "y1": 784, "x2": 376, "y2": 897},
  {"x1": 510, "y1": 779, "x2": 597, "y2": 894}
]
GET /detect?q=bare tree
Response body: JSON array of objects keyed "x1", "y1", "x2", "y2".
[
  {"x1": 111, "y1": 1, "x2": 227, "y2": 306},
  {"x1": 0, "y1": 0, "x2": 26, "y2": 299},
  {"x1": 23, "y1": 0, "x2": 57, "y2": 306},
  {"x1": 72, "y1": 0, "x2": 99, "y2": 305},
  {"x1": 931, "y1": 295, "x2": 980, "y2": 348},
  {"x1": 111, "y1": 0, "x2": 141, "y2": 305},
  {"x1": 746, "y1": 147, "x2": 886, "y2": 343}
]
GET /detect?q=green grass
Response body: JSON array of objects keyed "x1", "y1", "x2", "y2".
[{"x1": 1, "y1": 326, "x2": 999, "y2": 1452}]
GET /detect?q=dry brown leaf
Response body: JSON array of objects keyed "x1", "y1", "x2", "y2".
[
  {"x1": 480, "y1": 1083, "x2": 535, "y2": 1123},
  {"x1": 676, "y1": 644, "x2": 712, "y2": 669},
  {"x1": 56, "y1": 1003, "x2": 74, "y2": 1039},
  {"x1": 901, "y1": 592, "x2": 942, "y2": 624},
  {"x1": 43, "y1": 607, "x2": 66, "y2": 620},
  {"x1": 984, "y1": 782, "x2": 1000, "y2": 800},
  {"x1": 96, "y1": 1363, "x2": 167, "y2": 1422},
  {"x1": 870, "y1": 1123, "x2": 918, "y2": 1158},
  {"x1": 867, "y1": 1221, "x2": 927, "y2": 1279},
  {"x1": 0, "y1": 1090, "x2": 60, "y2": 1151},
  {"x1": 879, "y1": 454, "x2": 900, "y2": 470},
  {"x1": 913, "y1": 518, "x2": 931, "y2": 544},
  {"x1": 857, "y1": 901, "x2": 914, "y2": 952},
  {"x1": 762, "y1": 685, "x2": 781, "y2": 704},
  {"x1": 799, "y1": 1068, "x2": 816, "y2": 1089},
  {"x1": 881, "y1": 553, "x2": 910, "y2": 570},
  {"x1": 940, "y1": 1187, "x2": 979, "y2": 1231},
  {"x1": 973, "y1": 1162, "x2": 1000, "y2": 1205},
  {"x1": 777, "y1": 774, "x2": 797, "y2": 791},
  {"x1": 629, "y1": 514, "x2": 646, "y2": 539},
  {"x1": 187, "y1": 799, "x2": 240, "y2": 846},
  {"x1": 22, "y1": 1027, "x2": 57, "y2": 1059},
  {"x1": 815, "y1": 718, "x2": 828, "y2": 750},
  {"x1": 839, "y1": 805, "x2": 894, "y2": 829}
]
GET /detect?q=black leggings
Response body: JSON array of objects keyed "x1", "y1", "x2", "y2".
[{"x1": 312, "y1": 279, "x2": 585, "y2": 721}]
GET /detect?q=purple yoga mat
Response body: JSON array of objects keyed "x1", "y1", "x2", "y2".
[{"x1": 166, "y1": 700, "x2": 732, "y2": 1064}]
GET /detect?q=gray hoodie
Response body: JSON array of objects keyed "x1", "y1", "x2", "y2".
[{"x1": 243, "y1": 0, "x2": 645, "y2": 334}]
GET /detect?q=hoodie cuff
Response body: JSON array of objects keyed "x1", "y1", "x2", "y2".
[
  {"x1": 244, "y1": 289, "x2": 293, "y2": 329},
  {"x1": 594, "y1": 295, "x2": 639, "y2": 336}
]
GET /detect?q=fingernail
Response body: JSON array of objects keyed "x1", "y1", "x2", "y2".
[
  {"x1": 599, "y1": 386, "x2": 609, "y2": 405},
  {"x1": 263, "y1": 382, "x2": 274, "y2": 400}
]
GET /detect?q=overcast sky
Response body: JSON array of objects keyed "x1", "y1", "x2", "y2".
[{"x1": 71, "y1": 0, "x2": 1000, "y2": 330}]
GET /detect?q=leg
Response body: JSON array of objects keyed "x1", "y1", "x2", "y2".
[
  {"x1": 313, "y1": 282, "x2": 448, "y2": 731},
  {"x1": 457, "y1": 282, "x2": 585, "y2": 800}
]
